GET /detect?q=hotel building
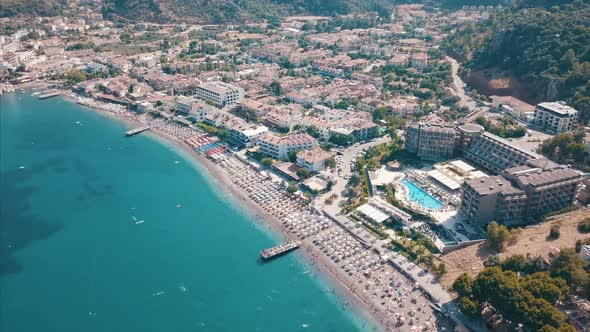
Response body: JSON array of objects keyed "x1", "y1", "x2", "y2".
[
  {"x1": 296, "y1": 147, "x2": 333, "y2": 172},
  {"x1": 532, "y1": 101, "x2": 578, "y2": 134},
  {"x1": 258, "y1": 132, "x2": 319, "y2": 160},
  {"x1": 460, "y1": 159, "x2": 582, "y2": 225},
  {"x1": 195, "y1": 81, "x2": 244, "y2": 108},
  {"x1": 405, "y1": 122, "x2": 460, "y2": 161}
]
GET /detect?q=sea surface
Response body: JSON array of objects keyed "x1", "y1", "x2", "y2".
[{"x1": 0, "y1": 92, "x2": 374, "y2": 332}]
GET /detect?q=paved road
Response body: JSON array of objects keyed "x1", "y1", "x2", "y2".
[
  {"x1": 319, "y1": 135, "x2": 391, "y2": 212},
  {"x1": 446, "y1": 56, "x2": 488, "y2": 122},
  {"x1": 313, "y1": 133, "x2": 485, "y2": 331}
]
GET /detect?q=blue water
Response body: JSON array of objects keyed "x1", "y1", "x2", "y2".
[
  {"x1": 402, "y1": 179, "x2": 444, "y2": 210},
  {"x1": 0, "y1": 92, "x2": 374, "y2": 332}
]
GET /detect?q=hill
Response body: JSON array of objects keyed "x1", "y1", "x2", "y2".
[
  {"x1": 441, "y1": 0, "x2": 590, "y2": 123},
  {"x1": 0, "y1": 0, "x2": 66, "y2": 17},
  {"x1": 101, "y1": 0, "x2": 393, "y2": 24}
]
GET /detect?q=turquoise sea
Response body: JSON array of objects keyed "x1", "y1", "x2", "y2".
[{"x1": 0, "y1": 92, "x2": 374, "y2": 332}]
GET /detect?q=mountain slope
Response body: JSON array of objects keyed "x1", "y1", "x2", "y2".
[
  {"x1": 441, "y1": 0, "x2": 590, "y2": 122},
  {"x1": 101, "y1": 0, "x2": 393, "y2": 23},
  {"x1": 0, "y1": 0, "x2": 66, "y2": 17}
]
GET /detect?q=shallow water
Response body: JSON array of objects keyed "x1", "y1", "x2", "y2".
[{"x1": 0, "y1": 92, "x2": 374, "y2": 332}]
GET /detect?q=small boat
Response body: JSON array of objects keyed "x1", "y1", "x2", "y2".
[
  {"x1": 176, "y1": 204, "x2": 182, "y2": 208},
  {"x1": 135, "y1": 220, "x2": 144, "y2": 224},
  {"x1": 19, "y1": 166, "x2": 25, "y2": 169},
  {"x1": 151, "y1": 291, "x2": 165, "y2": 297}
]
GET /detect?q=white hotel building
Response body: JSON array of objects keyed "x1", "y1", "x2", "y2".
[
  {"x1": 195, "y1": 81, "x2": 244, "y2": 108},
  {"x1": 258, "y1": 132, "x2": 319, "y2": 160},
  {"x1": 532, "y1": 101, "x2": 578, "y2": 134}
]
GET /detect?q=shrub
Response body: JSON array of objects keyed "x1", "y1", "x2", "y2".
[
  {"x1": 577, "y1": 218, "x2": 590, "y2": 233},
  {"x1": 549, "y1": 225, "x2": 561, "y2": 239}
]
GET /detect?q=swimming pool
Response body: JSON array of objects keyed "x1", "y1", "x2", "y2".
[{"x1": 402, "y1": 179, "x2": 444, "y2": 210}]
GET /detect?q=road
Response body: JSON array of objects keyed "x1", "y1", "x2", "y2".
[
  {"x1": 313, "y1": 134, "x2": 482, "y2": 331},
  {"x1": 446, "y1": 56, "x2": 488, "y2": 122}
]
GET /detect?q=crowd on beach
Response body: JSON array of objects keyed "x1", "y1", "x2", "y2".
[
  {"x1": 214, "y1": 151, "x2": 452, "y2": 331},
  {"x1": 62, "y1": 97, "x2": 453, "y2": 331}
]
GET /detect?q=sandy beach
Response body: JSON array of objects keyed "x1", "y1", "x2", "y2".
[{"x1": 30, "y1": 88, "x2": 450, "y2": 331}]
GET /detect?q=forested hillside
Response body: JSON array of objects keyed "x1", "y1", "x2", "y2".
[
  {"x1": 442, "y1": 0, "x2": 590, "y2": 122},
  {"x1": 101, "y1": 0, "x2": 393, "y2": 23},
  {"x1": 0, "y1": 0, "x2": 66, "y2": 17}
]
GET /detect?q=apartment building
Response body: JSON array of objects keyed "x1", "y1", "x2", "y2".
[
  {"x1": 296, "y1": 147, "x2": 334, "y2": 172},
  {"x1": 175, "y1": 96, "x2": 216, "y2": 121},
  {"x1": 204, "y1": 112, "x2": 267, "y2": 148},
  {"x1": 460, "y1": 159, "x2": 582, "y2": 225},
  {"x1": 460, "y1": 175, "x2": 527, "y2": 225},
  {"x1": 258, "y1": 132, "x2": 319, "y2": 160},
  {"x1": 532, "y1": 101, "x2": 578, "y2": 134},
  {"x1": 504, "y1": 159, "x2": 582, "y2": 221},
  {"x1": 195, "y1": 81, "x2": 244, "y2": 108},
  {"x1": 405, "y1": 122, "x2": 459, "y2": 162},
  {"x1": 463, "y1": 132, "x2": 538, "y2": 174}
]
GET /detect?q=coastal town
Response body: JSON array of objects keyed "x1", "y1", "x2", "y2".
[{"x1": 2, "y1": 2, "x2": 590, "y2": 331}]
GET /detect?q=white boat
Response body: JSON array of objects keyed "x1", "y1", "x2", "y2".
[{"x1": 135, "y1": 220, "x2": 144, "y2": 224}]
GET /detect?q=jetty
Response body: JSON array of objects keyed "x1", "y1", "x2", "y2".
[
  {"x1": 260, "y1": 241, "x2": 301, "y2": 260},
  {"x1": 38, "y1": 91, "x2": 61, "y2": 99},
  {"x1": 125, "y1": 126, "x2": 150, "y2": 136}
]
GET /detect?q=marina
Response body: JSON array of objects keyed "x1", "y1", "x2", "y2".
[{"x1": 260, "y1": 241, "x2": 301, "y2": 260}]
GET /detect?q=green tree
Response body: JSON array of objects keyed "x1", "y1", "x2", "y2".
[
  {"x1": 458, "y1": 296, "x2": 480, "y2": 318},
  {"x1": 550, "y1": 249, "x2": 590, "y2": 294},
  {"x1": 549, "y1": 224, "x2": 561, "y2": 239},
  {"x1": 306, "y1": 125, "x2": 320, "y2": 138},
  {"x1": 66, "y1": 69, "x2": 87, "y2": 84},
  {"x1": 521, "y1": 272, "x2": 567, "y2": 304},
  {"x1": 577, "y1": 218, "x2": 590, "y2": 233},
  {"x1": 269, "y1": 81, "x2": 281, "y2": 96},
  {"x1": 287, "y1": 181, "x2": 298, "y2": 194},
  {"x1": 452, "y1": 273, "x2": 473, "y2": 297},
  {"x1": 325, "y1": 157, "x2": 336, "y2": 169},
  {"x1": 486, "y1": 221, "x2": 511, "y2": 252},
  {"x1": 287, "y1": 149, "x2": 300, "y2": 163},
  {"x1": 261, "y1": 158, "x2": 273, "y2": 167},
  {"x1": 296, "y1": 167, "x2": 311, "y2": 178},
  {"x1": 500, "y1": 254, "x2": 526, "y2": 272}
]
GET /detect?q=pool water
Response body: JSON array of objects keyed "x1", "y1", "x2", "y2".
[{"x1": 402, "y1": 179, "x2": 444, "y2": 210}]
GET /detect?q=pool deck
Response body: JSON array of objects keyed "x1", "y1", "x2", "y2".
[{"x1": 402, "y1": 178, "x2": 444, "y2": 210}]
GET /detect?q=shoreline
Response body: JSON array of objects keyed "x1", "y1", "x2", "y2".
[{"x1": 55, "y1": 91, "x2": 388, "y2": 331}]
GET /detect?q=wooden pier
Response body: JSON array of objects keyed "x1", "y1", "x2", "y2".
[
  {"x1": 260, "y1": 241, "x2": 301, "y2": 260},
  {"x1": 38, "y1": 91, "x2": 61, "y2": 99},
  {"x1": 125, "y1": 126, "x2": 150, "y2": 136}
]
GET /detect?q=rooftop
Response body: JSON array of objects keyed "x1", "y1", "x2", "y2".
[
  {"x1": 537, "y1": 101, "x2": 578, "y2": 116},
  {"x1": 465, "y1": 175, "x2": 523, "y2": 196},
  {"x1": 296, "y1": 147, "x2": 333, "y2": 164}
]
